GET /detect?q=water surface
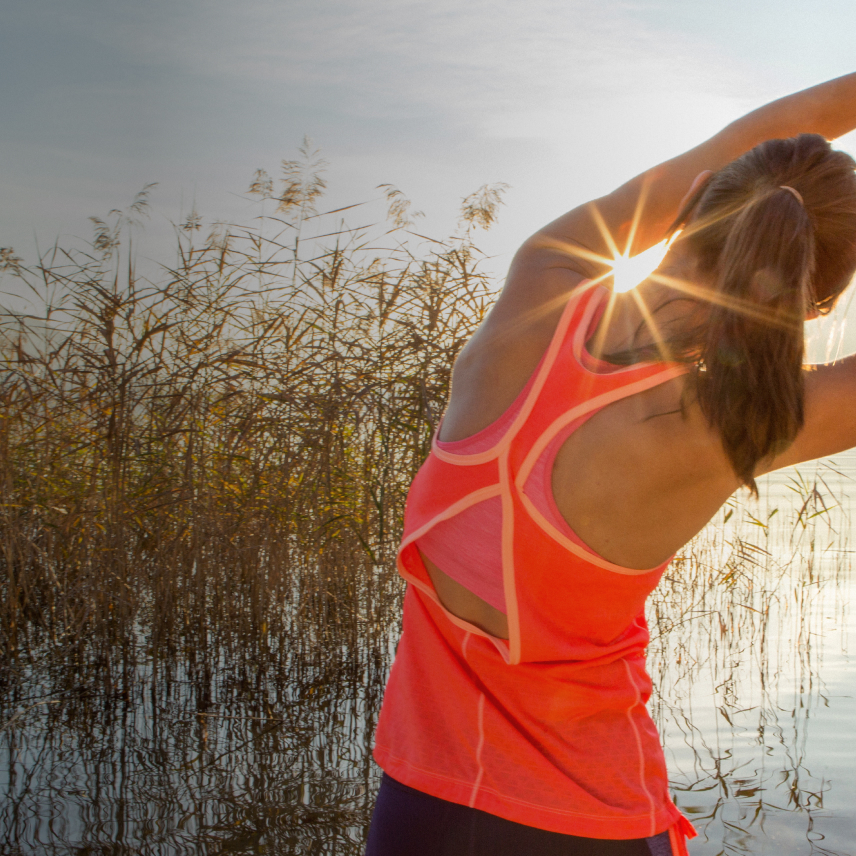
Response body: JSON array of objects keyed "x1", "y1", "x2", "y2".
[{"x1": 3, "y1": 458, "x2": 856, "y2": 854}]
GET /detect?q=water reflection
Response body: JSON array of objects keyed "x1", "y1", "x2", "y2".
[
  {"x1": 649, "y1": 457, "x2": 855, "y2": 854},
  {"x1": 2, "y1": 460, "x2": 855, "y2": 854},
  {"x1": 2, "y1": 645, "x2": 390, "y2": 854}
]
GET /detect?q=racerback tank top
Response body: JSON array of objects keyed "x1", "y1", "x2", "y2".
[
  {"x1": 414, "y1": 290, "x2": 615, "y2": 612},
  {"x1": 373, "y1": 282, "x2": 697, "y2": 851}
]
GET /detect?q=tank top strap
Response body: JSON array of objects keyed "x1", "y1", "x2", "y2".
[
  {"x1": 508, "y1": 284, "x2": 691, "y2": 486},
  {"x1": 429, "y1": 282, "x2": 597, "y2": 466}
]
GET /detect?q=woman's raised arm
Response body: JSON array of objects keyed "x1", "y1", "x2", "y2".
[
  {"x1": 757, "y1": 355, "x2": 856, "y2": 475},
  {"x1": 501, "y1": 72, "x2": 856, "y2": 313}
]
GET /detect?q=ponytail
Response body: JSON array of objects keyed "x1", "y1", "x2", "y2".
[
  {"x1": 656, "y1": 135, "x2": 856, "y2": 492},
  {"x1": 695, "y1": 186, "x2": 815, "y2": 494}
]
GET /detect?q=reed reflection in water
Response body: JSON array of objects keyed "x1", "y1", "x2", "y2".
[
  {"x1": 1, "y1": 462, "x2": 853, "y2": 854},
  {"x1": 651, "y1": 459, "x2": 856, "y2": 854},
  {"x1": 1, "y1": 634, "x2": 392, "y2": 854}
]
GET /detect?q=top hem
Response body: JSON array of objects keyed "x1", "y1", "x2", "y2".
[{"x1": 373, "y1": 745, "x2": 682, "y2": 841}]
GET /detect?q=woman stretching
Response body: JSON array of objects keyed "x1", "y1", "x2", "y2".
[{"x1": 367, "y1": 72, "x2": 856, "y2": 855}]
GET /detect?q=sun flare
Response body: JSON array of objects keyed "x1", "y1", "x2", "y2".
[{"x1": 610, "y1": 240, "x2": 670, "y2": 294}]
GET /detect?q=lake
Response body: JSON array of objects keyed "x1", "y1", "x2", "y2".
[{"x1": 2, "y1": 455, "x2": 856, "y2": 854}]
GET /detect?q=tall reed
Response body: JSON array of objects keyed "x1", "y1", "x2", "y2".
[{"x1": 0, "y1": 148, "x2": 503, "y2": 674}]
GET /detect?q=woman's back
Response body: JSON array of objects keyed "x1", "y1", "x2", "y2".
[
  {"x1": 442, "y1": 279, "x2": 740, "y2": 566},
  {"x1": 427, "y1": 267, "x2": 742, "y2": 636}
]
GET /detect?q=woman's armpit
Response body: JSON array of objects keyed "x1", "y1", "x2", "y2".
[{"x1": 760, "y1": 358, "x2": 856, "y2": 474}]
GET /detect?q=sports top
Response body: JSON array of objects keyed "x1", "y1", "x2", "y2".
[
  {"x1": 373, "y1": 282, "x2": 697, "y2": 851},
  {"x1": 414, "y1": 303, "x2": 625, "y2": 613}
]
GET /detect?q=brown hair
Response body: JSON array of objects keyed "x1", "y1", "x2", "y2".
[{"x1": 669, "y1": 135, "x2": 856, "y2": 492}]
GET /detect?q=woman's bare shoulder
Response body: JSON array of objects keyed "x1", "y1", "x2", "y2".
[
  {"x1": 439, "y1": 261, "x2": 588, "y2": 443},
  {"x1": 489, "y1": 237, "x2": 595, "y2": 326}
]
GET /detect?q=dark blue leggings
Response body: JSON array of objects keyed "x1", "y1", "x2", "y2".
[{"x1": 366, "y1": 774, "x2": 673, "y2": 856}]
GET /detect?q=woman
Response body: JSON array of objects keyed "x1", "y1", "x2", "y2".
[{"x1": 367, "y1": 73, "x2": 856, "y2": 855}]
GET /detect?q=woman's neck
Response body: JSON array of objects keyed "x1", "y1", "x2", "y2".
[{"x1": 591, "y1": 250, "x2": 710, "y2": 362}]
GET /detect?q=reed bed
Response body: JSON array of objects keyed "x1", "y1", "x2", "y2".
[{"x1": 0, "y1": 150, "x2": 501, "y2": 676}]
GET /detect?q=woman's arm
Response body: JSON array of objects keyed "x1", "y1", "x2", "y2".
[
  {"x1": 758, "y1": 357, "x2": 856, "y2": 475},
  {"x1": 501, "y1": 72, "x2": 856, "y2": 312}
]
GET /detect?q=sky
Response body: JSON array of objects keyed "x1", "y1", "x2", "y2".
[{"x1": 3, "y1": 0, "x2": 856, "y2": 352}]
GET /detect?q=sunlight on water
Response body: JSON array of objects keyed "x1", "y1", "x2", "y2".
[{"x1": 649, "y1": 453, "x2": 856, "y2": 853}]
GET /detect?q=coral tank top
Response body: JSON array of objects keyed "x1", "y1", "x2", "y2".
[
  {"x1": 414, "y1": 290, "x2": 618, "y2": 613},
  {"x1": 372, "y1": 283, "x2": 697, "y2": 851}
]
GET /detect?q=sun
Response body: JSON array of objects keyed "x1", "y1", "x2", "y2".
[{"x1": 610, "y1": 240, "x2": 670, "y2": 294}]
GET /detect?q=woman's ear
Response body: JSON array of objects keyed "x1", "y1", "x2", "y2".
[{"x1": 678, "y1": 170, "x2": 714, "y2": 213}]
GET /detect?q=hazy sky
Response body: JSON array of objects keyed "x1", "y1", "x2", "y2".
[{"x1": 4, "y1": 0, "x2": 856, "y2": 350}]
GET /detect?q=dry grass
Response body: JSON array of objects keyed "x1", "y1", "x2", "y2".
[{"x1": 0, "y1": 149, "x2": 502, "y2": 674}]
